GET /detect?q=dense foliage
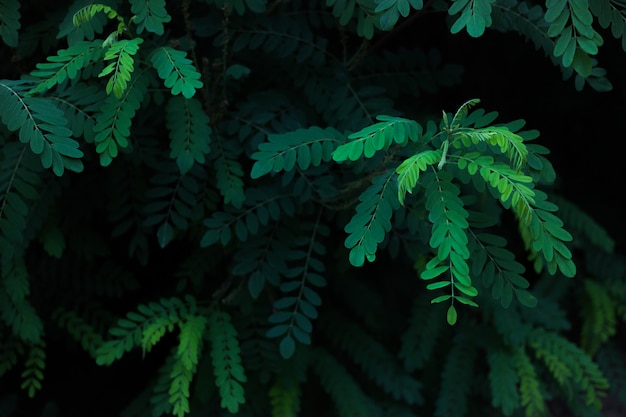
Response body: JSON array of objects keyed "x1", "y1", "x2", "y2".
[{"x1": 1, "y1": 0, "x2": 626, "y2": 416}]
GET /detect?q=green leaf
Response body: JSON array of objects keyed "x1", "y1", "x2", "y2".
[
  {"x1": 279, "y1": 335, "x2": 296, "y2": 359},
  {"x1": 446, "y1": 305, "x2": 457, "y2": 325}
]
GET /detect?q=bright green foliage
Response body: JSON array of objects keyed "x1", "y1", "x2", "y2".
[
  {"x1": 170, "y1": 315, "x2": 206, "y2": 417},
  {"x1": 1, "y1": 1, "x2": 625, "y2": 417},
  {"x1": 99, "y1": 37, "x2": 143, "y2": 98},
  {"x1": 396, "y1": 149, "x2": 441, "y2": 203},
  {"x1": 95, "y1": 296, "x2": 192, "y2": 365},
  {"x1": 420, "y1": 172, "x2": 477, "y2": 319},
  {"x1": 72, "y1": 3, "x2": 122, "y2": 26},
  {"x1": 332, "y1": 116, "x2": 421, "y2": 163},
  {"x1": 28, "y1": 40, "x2": 104, "y2": 95}
]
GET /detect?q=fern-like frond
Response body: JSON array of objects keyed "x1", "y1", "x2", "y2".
[
  {"x1": 487, "y1": 346, "x2": 521, "y2": 416},
  {"x1": 57, "y1": 0, "x2": 113, "y2": 44},
  {"x1": 470, "y1": 232, "x2": 537, "y2": 308},
  {"x1": 150, "y1": 350, "x2": 175, "y2": 417},
  {"x1": 514, "y1": 347, "x2": 548, "y2": 417},
  {"x1": 0, "y1": 332, "x2": 22, "y2": 377},
  {"x1": 212, "y1": 134, "x2": 246, "y2": 208},
  {"x1": 0, "y1": 142, "x2": 43, "y2": 255},
  {"x1": 456, "y1": 153, "x2": 576, "y2": 277},
  {"x1": 231, "y1": 232, "x2": 289, "y2": 299},
  {"x1": 310, "y1": 348, "x2": 379, "y2": 417},
  {"x1": 99, "y1": 37, "x2": 143, "y2": 98},
  {"x1": 207, "y1": 309, "x2": 247, "y2": 413},
  {"x1": 580, "y1": 279, "x2": 617, "y2": 356},
  {"x1": 50, "y1": 82, "x2": 106, "y2": 145},
  {"x1": 320, "y1": 311, "x2": 423, "y2": 406},
  {"x1": 200, "y1": 188, "x2": 294, "y2": 247},
  {"x1": 28, "y1": 40, "x2": 104, "y2": 95},
  {"x1": 333, "y1": 115, "x2": 421, "y2": 163},
  {"x1": 396, "y1": 149, "x2": 441, "y2": 204},
  {"x1": 399, "y1": 293, "x2": 446, "y2": 371},
  {"x1": 0, "y1": 81, "x2": 84, "y2": 175},
  {"x1": 95, "y1": 296, "x2": 196, "y2": 365},
  {"x1": 169, "y1": 315, "x2": 206, "y2": 417},
  {"x1": 166, "y1": 96, "x2": 211, "y2": 175},
  {"x1": 52, "y1": 307, "x2": 104, "y2": 358},
  {"x1": 453, "y1": 126, "x2": 528, "y2": 170},
  {"x1": 20, "y1": 341, "x2": 45, "y2": 398},
  {"x1": 545, "y1": 0, "x2": 602, "y2": 76},
  {"x1": 343, "y1": 170, "x2": 399, "y2": 267},
  {"x1": 491, "y1": 0, "x2": 612, "y2": 90},
  {"x1": 434, "y1": 332, "x2": 476, "y2": 417},
  {"x1": 251, "y1": 126, "x2": 342, "y2": 179},
  {"x1": 266, "y1": 218, "x2": 328, "y2": 359},
  {"x1": 269, "y1": 376, "x2": 301, "y2": 417},
  {"x1": 130, "y1": 0, "x2": 172, "y2": 35},
  {"x1": 420, "y1": 172, "x2": 477, "y2": 323},
  {"x1": 590, "y1": 0, "x2": 626, "y2": 51},
  {"x1": 528, "y1": 327, "x2": 609, "y2": 408},
  {"x1": 0, "y1": 0, "x2": 20, "y2": 47},
  {"x1": 143, "y1": 161, "x2": 205, "y2": 248},
  {"x1": 72, "y1": 3, "x2": 121, "y2": 27},
  {"x1": 0, "y1": 256, "x2": 43, "y2": 344},
  {"x1": 93, "y1": 70, "x2": 149, "y2": 166},
  {"x1": 150, "y1": 46, "x2": 203, "y2": 99}
]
